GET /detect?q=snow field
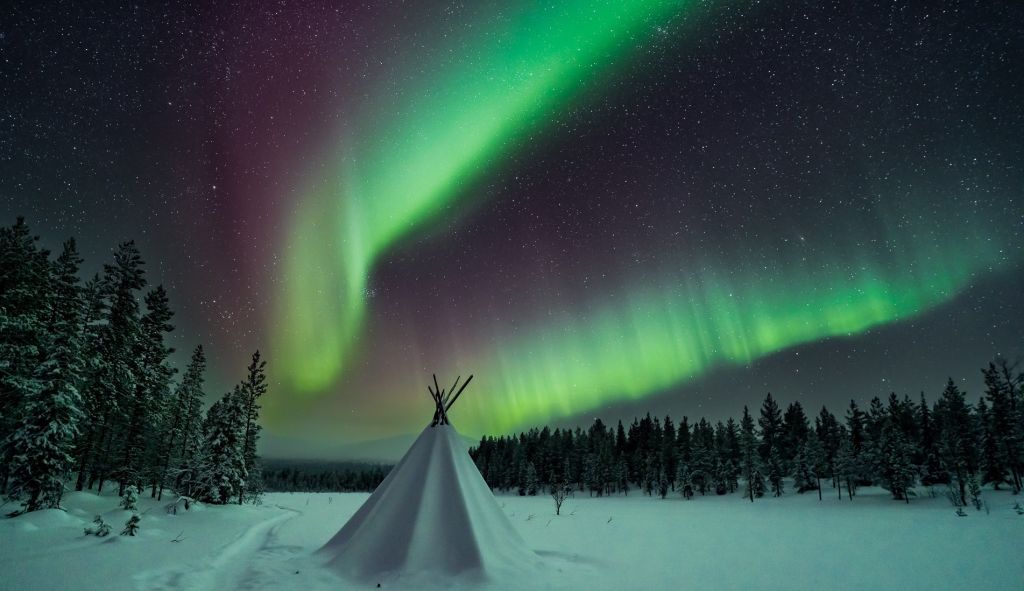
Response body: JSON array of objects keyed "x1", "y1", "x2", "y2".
[{"x1": 1, "y1": 484, "x2": 1021, "y2": 591}]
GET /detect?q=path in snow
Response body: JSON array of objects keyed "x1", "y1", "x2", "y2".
[{"x1": 135, "y1": 504, "x2": 305, "y2": 591}]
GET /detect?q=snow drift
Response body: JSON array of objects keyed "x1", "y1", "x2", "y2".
[{"x1": 318, "y1": 424, "x2": 539, "y2": 583}]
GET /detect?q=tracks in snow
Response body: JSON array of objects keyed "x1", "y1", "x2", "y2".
[{"x1": 135, "y1": 504, "x2": 304, "y2": 591}]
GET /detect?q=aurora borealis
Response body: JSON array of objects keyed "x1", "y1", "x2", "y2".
[{"x1": 4, "y1": 0, "x2": 1023, "y2": 452}]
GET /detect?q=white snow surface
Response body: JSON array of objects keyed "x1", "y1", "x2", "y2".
[
  {"x1": 318, "y1": 425, "x2": 542, "y2": 585},
  {"x1": 1, "y1": 476, "x2": 1021, "y2": 590}
]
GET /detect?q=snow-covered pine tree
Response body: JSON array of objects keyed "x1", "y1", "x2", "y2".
[
  {"x1": 977, "y1": 397, "x2": 1006, "y2": 490},
  {"x1": 118, "y1": 285, "x2": 175, "y2": 497},
  {"x1": 198, "y1": 386, "x2": 247, "y2": 504},
  {"x1": 982, "y1": 361, "x2": 1020, "y2": 491},
  {"x1": 120, "y1": 484, "x2": 139, "y2": 511},
  {"x1": 712, "y1": 458, "x2": 729, "y2": 495},
  {"x1": 791, "y1": 443, "x2": 817, "y2": 494},
  {"x1": 174, "y1": 347, "x2": 207, "y2": 500},
  {"x1": 803, "y1": 435, "x2": 826, "y2": 500},
  {"x1": 936, "y1": 378, "x2": 976, "y2": 506},
  {"x1": 917, "y1": 393, "x2": 946, "y2": 486},
  {"x1": 237, "y1": 350, "x2": 267, "y2": 504},
  {"x1": 0, "y1": 219, "x2": 52, "y2": 498},
  {"x1": 739, "y1": 406, "x2": 760, "y2": 502},
  {"x1": 2, "y1": 238, "x2": 86, "y2": 511},
  {"x1": 90, "y1": 241, "x2": 147, "y2": 494},
  {"x1": 880, "y1": 427, "x2": 915, "y2": 502},
  {"x1": 153, "y1": 345, "x2": 206, "y2": 501},
  {"x1": 525, "y1": 462, "x2": 540, "y2": 496},
  {"x1": 781, "y1": 401, "x2": 810, "y2": 465},
  {"x1": 835, "y1": 438, "x2": 857, "y2": 500},
  {"x1": 84, "y1": 515, "x2": 111, "y2": 537},
  {"x1": 120, "y1": 514, "x2": 140, "y2": 536},
  {"x1": 614, "y1": 455, "x2": 630, "y2": 495},
  {"x1": 758, "y1": 393, "x2": 782, "y2": 463},
  {"x1": 71, "y1": 273, "x2": 111, "y2": 492},
  {"x1": 675, "y1": 462, "x2": 693, "y2": 499}
]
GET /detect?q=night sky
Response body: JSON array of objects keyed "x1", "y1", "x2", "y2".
[{"x1": 3, "y1": 1, "x2": 1022, "y2": 455}]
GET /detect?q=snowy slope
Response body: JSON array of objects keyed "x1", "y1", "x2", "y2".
[{"x1": 1, "y1": 484, "x2": 1021, "y2": 590}]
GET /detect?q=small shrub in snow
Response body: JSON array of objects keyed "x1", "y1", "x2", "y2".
[
  {"x1": 1013, "y1": 502, "x2": 1024, "y2": 515},
  {"x1": 120, "y1": 485, "x2": 140, "y2": 511},
  {"x1": 84, "y1": 515, "x2": 111, "y2": 537},
  {"x1": 121, "y1": 514, "x2": 141, "y2": 536}
]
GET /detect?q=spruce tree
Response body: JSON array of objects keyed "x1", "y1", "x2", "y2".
[
  {"x1": 758, "y1": 393, "x2": 783, "y2": 462},
  {"x1": 237, "y1": 350, "x2": 267, "y2": 504},
  {"x1": 983, "y1": 361, "x2": 1022, "y2": 491},
  {"x1": 154, "y1": 345, "x2": 206, "y2": 500},
  {"x1": 91, "y1": 241, "x2": 146, "y2": 493},
  {"x1": 199, "y1": 387, "x2": 247, "y2": 504},
  {"x1": 739, "y1": 406, "x2": 761, "y2": 502},
  {"x1": 3, "y1": 240, "x2": 86, "y2": 511},
  {"x1": 0, "y1": 219, "x2": 52, "y2": 495},
  {"x1": 936, "y1": 378, "x2": 976, "y2": 506},
  {"x1": 119, "y1": 285, "x2": 175, "y2": 496}
]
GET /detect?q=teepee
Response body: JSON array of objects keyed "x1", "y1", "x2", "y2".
[{"x1": 319, "y1": 374, "x2": 538, "y2": 583}]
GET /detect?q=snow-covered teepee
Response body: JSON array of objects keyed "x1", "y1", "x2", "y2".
[{"x1": 319, "y1": 375, "x2": 538, "y2": 583}]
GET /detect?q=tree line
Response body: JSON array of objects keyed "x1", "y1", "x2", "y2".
[
  {"x1": 470, "y1": 361, "x2": 1023, "y2": 507},
  {"x1": 0, "y1": 218, "x2": 268, "y2": 514},
  {"x1": 261, "y1": 459, "x2": 390, "y2": 493}
]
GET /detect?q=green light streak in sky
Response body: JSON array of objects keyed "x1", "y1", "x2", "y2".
[
  {"x1": 276, "y1": 0, "x2": 701, "y2": 393},
  {"x1": 454, "y1": 207, "x2": 1019, "y2": 434}
]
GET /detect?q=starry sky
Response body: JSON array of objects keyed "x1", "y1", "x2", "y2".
[{"x1": 3, "y1": 0, "x2": 1022, "y2": 455}]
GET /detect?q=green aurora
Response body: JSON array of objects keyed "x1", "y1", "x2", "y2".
[
  {"x1": 275, "y1": 0, "x2": 706, "y2": 394},
  {"x1": 268, "y1": 0, "x2": 1022, "y2": 437}
]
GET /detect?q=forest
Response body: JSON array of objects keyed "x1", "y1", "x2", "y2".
[
  {"x1": 261, "y1": 459, "x2": 390, "y2": 493},
  {"x1": 470, "y1": 364, "x2": 1023, "y2": 508},
  {"x1": 0, "y1": 218, "x2": 267, "y2": 514}
]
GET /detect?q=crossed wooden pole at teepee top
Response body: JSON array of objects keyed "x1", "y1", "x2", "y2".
[{"x1": 427, "y1": 373, "x2": 473, "y2": 427}]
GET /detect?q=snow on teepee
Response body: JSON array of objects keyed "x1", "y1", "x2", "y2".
[{"x1": 319, "y1": 375, "x2": 539, "y2": 583}]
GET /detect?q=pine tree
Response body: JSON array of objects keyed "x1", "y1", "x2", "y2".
[
  {"x1": 153, "y1": 345, "x2": 206, "y2": 500},
  {"x1": 0, "y1": 219, "x2": 52, "y2": 496},
  {"x1": 781, "y1": 401, "x2": 810, "y2": 464},
  {"x1": 917, "y1": 393, "x2": 945, "y2": 486},
  {"x1": 803, "y1": 436, "x2": 826, "y2": 500},
  {"x1": 120, "y1": 484, "x2": 140, "y2": 510},
  {"x1": 983, "y1": 360, "x2": 1021, "y2": 491},
  {"x1": 936, "y1": 378, "x2": 976, "y2": 506},
  {"x1": 675, "y1": 462, "x2": 694, "y2": 499},
  {"x1": 879, "y1": 427, "x2": 915, "y2": 502},
  {"x1": 739, "y1": 406, "x2": 761, "y2": 502},
  {"x1": 237, "y1": 351, "x2": 267, "y2": 504},
  {"x1": 835, "y1": 438, "x2": 857, "y2": 500},
  {"x1": 525, "y1": 462, "x2": 540, "y2": 496},
  {"x1": 791, "y1": 442, "x2": 817, "y2": 494},
  {"x1": 119, "y1": 285, "x2": 175, "y2": 496},
  {"x1": 90, "y1": 241, "x2": 147, "y2": 494},
  {"x1": 758, "y1": 393, "x2": 783, "y2": 462},
  {"x1": 71, "y1": 274, "x2": 110, "y2": 492},
  {"x1": 120, "y1": 514, "x2": 140, "y2": 536},
  {"x1": 977, "y1": 397, "x2": 1006, "y2": 489},
  {"x1": 3, "y1": 238, "x2": 87, "y2": 512},
  {"x1": 198, "y1": 387, "x2": 247, "y2": 504}
]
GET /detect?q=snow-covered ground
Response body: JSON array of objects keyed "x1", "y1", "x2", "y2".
[{"x1": 2, "y1": 484, "x2": 1021, "y2": 591}]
